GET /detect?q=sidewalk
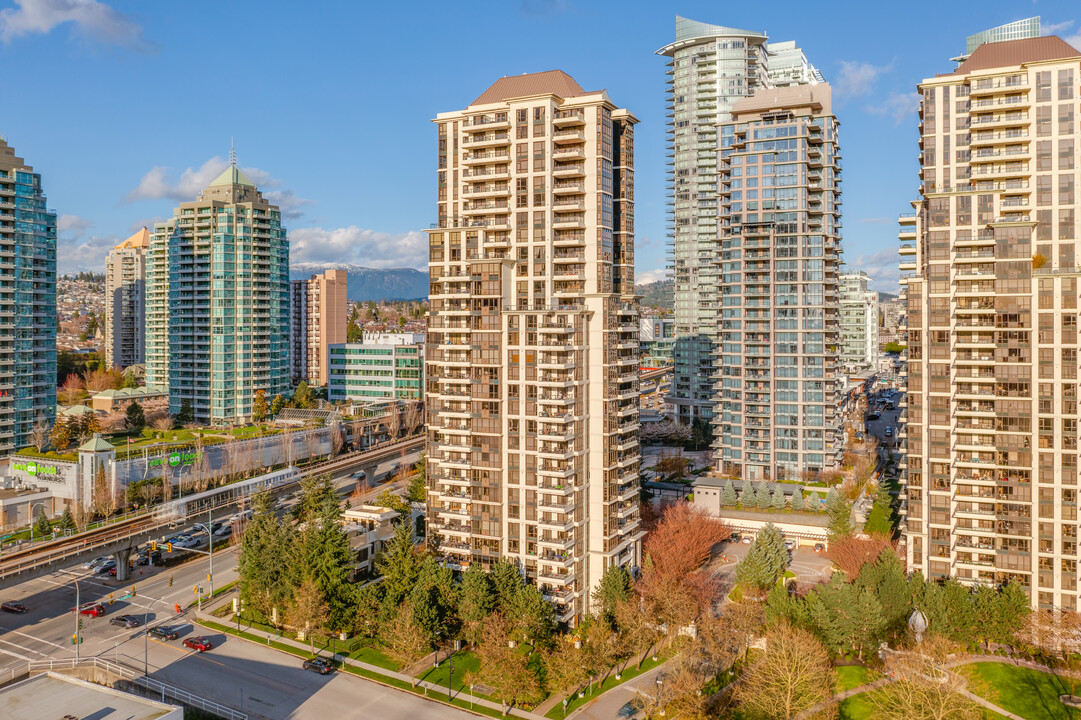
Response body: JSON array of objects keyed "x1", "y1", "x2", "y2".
[{"x1": 194, "y1": 607, "x2": 547, "y2": 720}]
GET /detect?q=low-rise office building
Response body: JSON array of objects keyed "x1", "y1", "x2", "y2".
[{"x1": 327, "y1": 333, "x2": 423, "y2": 402}]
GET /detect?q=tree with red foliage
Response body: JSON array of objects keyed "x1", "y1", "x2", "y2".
[
  {"x1": 637, "y1": 502, "x2": 730, "y2": 634},
  {"x1": 825, "y1": 534, "x2": 892, "y2": 579}
]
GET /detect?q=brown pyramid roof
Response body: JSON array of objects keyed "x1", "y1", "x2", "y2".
[
  {"x1": 472, "y1": 70, "x2": 586, "y2": 106},
  {"x1": 951, "y1": 36, "x2": 1081, "y2": 75}
]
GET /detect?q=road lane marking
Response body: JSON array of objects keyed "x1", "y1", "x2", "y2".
[
  {"x1": 0, "y1": 639, "x2": 42, "y2": 660},
  {"x1": 0, "y1": 628, "x2": 67, "y2": 650}
]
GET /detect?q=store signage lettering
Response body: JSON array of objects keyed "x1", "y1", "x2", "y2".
[
  {"x1": 147, "y1": 450, "x2": 202, "y2": 468},
  {"x1": 13, "y1": 461, "x2": 58, "y2": 476}
]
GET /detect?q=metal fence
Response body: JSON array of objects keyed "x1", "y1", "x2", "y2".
[{"x1": 26, "y1": 657, "x2": 248, "y2": 720}]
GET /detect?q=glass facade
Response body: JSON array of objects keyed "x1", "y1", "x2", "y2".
[
  {"x1": 0, "y1": 139, "x2": 56, "y2": 451},
  {"x1": 327, "y1": 337, "x2": 423, "y2": 402}
]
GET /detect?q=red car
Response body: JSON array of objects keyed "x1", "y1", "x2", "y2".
[
  {"x1": 75, "y1": 604, "x2": 106, "y2": 617},
  {"x1": 183, "y1": 637, "x2": 213, "y2": 652}
]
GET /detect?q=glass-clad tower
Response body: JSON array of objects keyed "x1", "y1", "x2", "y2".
[
  {"x1": 657, "y1": 16, "x2": 820, "y2": 428},
  {"x1": 146, "y1": 161, "x2": 290, "y2": 424},
  {"x1": 0, "y1": 137, "x2": 56, "y2": 451}
]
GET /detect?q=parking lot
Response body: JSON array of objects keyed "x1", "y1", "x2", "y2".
[{"x1": 705, "y1": 536, "x2": 835, "y2": 594}]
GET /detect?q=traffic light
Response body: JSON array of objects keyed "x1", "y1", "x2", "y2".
[
  {"x1": 150, "y1": 540, "x2": 157, "y2": 551},
  {"x1": 206, "y1": 573, "x2": 211, "y2": 582},
  {"x1": 78, "y1": 617, "x2": 83, "y2": 630},
  {"x1": 108, "y1": 593, "x2": 114, "y2": 605},
  {"x1": 167, "y1": 543, "x2": 173, "y2": 553},
  {"x1": 131, "y1": 585, "x2": 137, "y2": 597},
  {"x1": 168, "y1": 575, "x2": 173, "y2": 587},
  {"x1": 71, "y1": 633, "x2": 77, "y2": 645}
]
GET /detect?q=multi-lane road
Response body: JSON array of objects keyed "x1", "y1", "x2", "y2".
[{"x1": 0, "y1": 449, "x2": 469, "y2": 720}]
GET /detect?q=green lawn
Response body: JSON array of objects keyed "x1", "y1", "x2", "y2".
[
  {"x1": 960, "y1": 662, "x2": 1081, "y2": 720},
  {"x1": 416, "y1": 650, "x2": 485, "y2": 697},
  {"x1": 838, "y1": 691, "x2": 876, "y2": 720},
  {"x1": 834, "y1": 665, "x2": 879, "y2": 692}
]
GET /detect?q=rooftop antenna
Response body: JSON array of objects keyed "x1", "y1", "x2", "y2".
[{"x1": 229, "y1": 137, "x2": 237, "y2": 167}]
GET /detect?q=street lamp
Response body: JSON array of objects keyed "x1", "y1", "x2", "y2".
[
  {"x1": 73, "y1": 578, "x2": 81, "y2": 662},
  {"x1": 29, "y1": 501, "x2": 46, "y2": 546},
  {"x1": 143, "y1": 595, "x2": 166, "y2": 678}
]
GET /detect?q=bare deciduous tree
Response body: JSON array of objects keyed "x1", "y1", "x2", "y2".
[
  {"x1": 90, "y1": 462, "x2": 116, "y2": 519},
  {"x1": 733, "y1": 623, "x2": 835, "y2": 720},
  {"x1": 29, "y1": 416, "x2": 49, "y2": 452},
  {"x1": 870, "y1": 641, "x2": 982, "y2": 720},
  {"x1": 403, "y1": 401, "x2": 422, "y2": 437}
]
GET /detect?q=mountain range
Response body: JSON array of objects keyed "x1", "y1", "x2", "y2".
[{"x1": 290, "y1": 264, "x2": 428, "y2": 302}]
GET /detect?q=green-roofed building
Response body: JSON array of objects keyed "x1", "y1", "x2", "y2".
[{"x1": 146, "y1": 155, "x2": 290, "y2": 425}]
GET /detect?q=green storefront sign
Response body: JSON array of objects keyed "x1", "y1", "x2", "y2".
[
  {"x1": 13, "y1": 461, "x2": 58, "y2": 476},
  {"x1": 147, "y1": 450, "x2": 202, "y2": 469}
]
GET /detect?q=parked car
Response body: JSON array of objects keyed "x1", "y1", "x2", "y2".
[
  {"x1": 302, "y1": 657, "x2": 335, "y2": 675},
  {"x1": 93, "y1": 560, "x2": 117, "y2": 575},
  {"x1": 885, "y1": 427, "x2": 893, "y2": 437},
  {"x1": 148, "y1": 626, "x2": 179, "y2": 641},
  {"x1": 867, "y1": 413, "x2": 880, "y2": 421},
  {"x1": 136, "y1": 550, "x2": 162, "y2": 566},
  {"x1": 814, "y1": 543, "x2": 826, "y2": 553},
  {"x1": 183, "y1": 637, "x2": 213, "y2": 652},
  {"x1": 1, "y1": 601, "x2": 28, "y2": 613},
  {"x1": 76, "y1": 604, "x2": 106, "y2": 617},
  {"x1": 110, "y1": 615, "x2": 140, "y2": 629},
  {"x1": 728, "y1": 532, "x2": 741, "y2": 543},
  {"x1": 784, "y1": 539, "x2": 796, "y2": 551},
  {"x1": 741, "y1": 536, "x2": 752, "y2": 544}
]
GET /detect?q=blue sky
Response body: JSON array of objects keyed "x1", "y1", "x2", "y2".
[{"x1": 2, "y1": 0, "x2": 1079, "y2": 290}]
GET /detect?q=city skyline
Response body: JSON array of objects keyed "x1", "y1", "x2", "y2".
[{"x1": 1, "y1": 0, "x2": 1077, "y2": 287}]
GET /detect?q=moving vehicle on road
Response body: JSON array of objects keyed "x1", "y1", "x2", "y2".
[
  {"x1": 81, "y1": 557, "x2": 110, "y2": 570},
  {"x1": 76, "y1": 603, "x2": 106, "y2": 617},
  {"x1": 171, "y1": 535, "x2": 198, "y2": 549},
  {"x1": 1, "y1": 601, "x2": 28, "y2": 613},
  {"x1": 213, "y1": 524, "x2": 233, "y2": 538},
  {"x1": 110, "y1": 615, "x2": 141, "y2": 628},
  {"x1": 148, "y1": 626, "x2": 180, "y2": 641},
  {"x1": 183, "y1": 637, "x2": 213, "y2": 652},
  {"x1": 350, "y1": 470, "x2": 367, "y2": 481},
  {"x1": 302, "y1": 657, "x2": 335, "y2": 674},
  {"x1": 93, "y1": 560, "x2": 117, "y2": 575}
]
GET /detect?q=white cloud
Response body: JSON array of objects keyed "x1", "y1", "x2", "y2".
[
  {"x1": 834, "y1": 60, "x2": 892, "y2": 98},
  {"x1": 288, "y1": 226, "x2": 427, "y2": 270},
  {"x1": 1043, "y1": 20, "x2": 1075, "y2": 35},
  {"x1": 866, "y1": 92, "x2": 921, "y2": 126},
  {"x1": 849, "y1": 247, "x2": 902, "y2": 293},
  {"x1": 57, "y1": 233, "x2": 118, "y2": 274},
  {"x1": 635, "y1": 268, "x2": 670, "y2": 285},
  {"x1": 126, "y1": 156, "x2": 312, "y2": 219},
  {"x1": 0, "y1": 0, "x2": 153, "y2": 49},
  {"x1": 57, "y1": 213, "x2": 93, "y2": 238},
  {"x1": 1065, "y1": 32, "x2": 1081, "y2": 51}
]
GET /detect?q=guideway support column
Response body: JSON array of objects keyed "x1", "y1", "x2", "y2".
[{"x1": 113, "y1": 547, "x2": 132, "y2": 582}]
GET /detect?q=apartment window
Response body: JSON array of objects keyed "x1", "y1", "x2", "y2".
[
  {"x1": 1060, "y1": 69, "x2": 1076, "y2": 100},
  {"x1": 1061, "y1": 104, "x2": 1076, "y2": 135},
  {"x1": 1036, "y1": 71, "x2": 1052, "y2": 103},
  {"x1": 1037, "y1": 106, "x2": 1052, "y2": 137},
  {"x1": 1062, "y1": 139, "x2": 1076, "y2": 170},
  {"x1": 1062, "y1": 209, "x2": 1077, "y2": 240},
  {"x1": 1060, "y1": 175, "x2": 1076, "y2": 206},
  {"x1": 1037, "y1": 176, "x2": 1053, "y2": 206},
  {"x1": 1037, "y1": 141, "x2": 1053, "y2": 171}
]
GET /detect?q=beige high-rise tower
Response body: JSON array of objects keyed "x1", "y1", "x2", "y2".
[
  {"x1": 104, "y1": 228, "x2": 149, "y2": 370},
  {"x1": 900, "y1": 36, "x2": 1081, "y2": 610},
  {"x1": 425, "y1": 71, "x2": 642, "y2": 624},
  {"x1": 290, "y1": 269, "x2": 348, "y2": 386}
]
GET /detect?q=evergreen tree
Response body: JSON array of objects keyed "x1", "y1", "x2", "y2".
[
  {"x1": 57, "y1": 506, "x2": 76, "y2": 531},
  {"x1": 49, "y1": 416, "x2": 72, "y2": 450},
  {"x1": 771, "y1": 487, "x2": 787, "y2": 510},
  {"x1": 757, "y1": 523, "x2": 789, "y2": 580},
  {"x1": 238, "y1": 489, "x2": 294, "y2": 618},
  {"x1": 35, "y1": 507, "x2": 52, "y2": 537},
  {"x1": 121, "y1": 370, "x2": 139, "y2": 389},
  {"x1": 270, "y1": 394, "x2": 286, "y2": 417},
  {"x1": 757, "y1": 483, "x2": 772, "y2": 509},
  {"x1": 297, "y1": 473, "x2": 335, "y2": 524},
  {"x1": 593, "y1": 564, "x2": 632, "y2": 625},
  {"x1": 735, "y1": 542, "x2": 777, "y2": 591},
  {"x1": 509, "y1": 582, "x2": 555, "y2": 644},
  {"x1": 293, "y1": 381, "x2": 314, "y2": 410},
  {"x1": 790, "y1": 487, "x2": 805, "y2": 511},
  {"x1": 855, "y1": 550, "x2": 910, "y2": 638},
  {"x1": 807, "y1": 574, "x2": 886, "y2": 659},
  {"x1": 406, "y1": 453, "x2": 426, "y2": 503},
  {"x1": 409, "y1": 557, "x2": 458, "y2": 644},
  {"x1": 175, "y1": 398, "x2": 194, "y2": 426},
  {"x1": 459, "y1": 563, "x2": 496, "y2": 643},
  {"x1": 302, "y1": 492, "x2": 356, "y2": 630},
  {"x1": 720, "y1": 480, "x2": 738, "y2": 507},
  {"x1": 737, "y1": 484, "x2": 750, "y2": 507},
  {"x1": 827, "y1": 495, "x2": 854, "y2": 538},
  {"x1": 490, "y1": 559, "x2": 525, "y2": 613},
  {"x1": 124, "y1": 401, "x2": 146, "y2": 432},
  {"x1": 353, "y1": 581, "x2": 384, "y2": 637},
  {"x1": 377, "y1": 519, "x2": 420, "y2": 608}
]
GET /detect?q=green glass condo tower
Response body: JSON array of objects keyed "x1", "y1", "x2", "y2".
[
  {"x1": 146, "y1": 161, "x2": 290, "y2": 425},
  {"x1": 0, "y1": 137, "x2": 57, "y2": 451}
]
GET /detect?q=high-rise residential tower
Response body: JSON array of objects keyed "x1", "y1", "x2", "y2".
[
  {"x1": 712, "y1": 85, "x2": 843, "y2": 481},
  {"x1": 425, "y1": 71, "x2": 641, "y2": 624},
  {"x1": 657, "y1": 16, "x2": 821, "y2": 428},
  {"x1": 840, "y1": 271, "x2": 879, "y2": 372},
  {"x1": 952, "y1": 17, "x2": 1042, "y2": 65},
  {"x1": 290, "y1": 269, "x2": 348, "y2": 386},
  {"x1": 146, "y1": 161, "x2": 290, "y2": 424},
  {"x1": 0, "y1": 137, "x2": 56, "y2": 451},
  {"x1": 104, "y1": 228, "x2": 149, "y2": 370},
  {"x1": 900, "y1": 36, "x2": 1081, "y2": 610}
]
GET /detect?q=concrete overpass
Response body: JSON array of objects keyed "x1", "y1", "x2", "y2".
[{"x1": 0, "y1": 436, "x2": 424, "y2": 589}]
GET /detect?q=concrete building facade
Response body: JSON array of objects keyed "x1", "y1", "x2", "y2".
[
  {"x1": 900, "y1": 36, "x2": 1081, "y2": 611},
  {"x1": 425, "y1": 71, "x2": 642, "y2": 624},
  {"x1": 0, "y1": 138, "x2": 56, "y2": 453},
  {"x1": 290, "y1": 268, "x2": 348, "y2": 386},
  {"x1": 657, "y1": 16, "x2": 821, "y2": 427},
  {"x1": 327, "y1": 332, "x2": 423, "y2": 402},
  {"x1": 146, "y1": 162, "x2": 290, "y2": 424},
  {"x1": 711, "y1": 84, "x2": 844, "y2": 482},
  {"x1": 104, "y1": 228, "x2": 148, "y2": 370},
  {"x1": 840, "y1": 270, "x2": 879, "y2": 372}
]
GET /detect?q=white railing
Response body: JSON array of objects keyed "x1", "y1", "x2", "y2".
[{"x1": 26, "y1": 657, "x2": 247, "y2": 720}]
